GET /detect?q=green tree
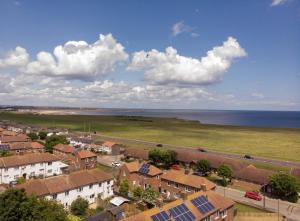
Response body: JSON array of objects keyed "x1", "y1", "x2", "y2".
[
  {"x1": 269, "y1": 173, "x2": 300, "y2": 203},
  {"x1": 38, "y1": 131, "x2": 48, "y2": 140},
  {"x1": 195, "y1": 159, "x2": 211, "y2": 175},
  {"x1": 119, "y1": 179, "x2": 129, "y2": 196},
  {"x1": 45, "y1": 135, "x2": 69, "y2": 153},
  {"x1": 141, "y1": 187, "x2": 159, "y2": 205},
  {"x1": 132, "y1": 186, "x2": 143, "y2": 199},
  {"x1": 70, "y1": 197, "x2": 89, "y2": 217},
  {"x1": 217, "y1": 164, "x2": 232, "y2": 186},
  {"x1": 27, "y1": 132, "x2": 39, "y2": 141},
  {"x1": 0, "y1": 150, "x2": 12, "y2": 157},
  {"x1": 0, "y1": 189, "x2": 67, "y2": 221},
  {"x1": 149, "y1": 148, "x2": 177, "y2": 168}
]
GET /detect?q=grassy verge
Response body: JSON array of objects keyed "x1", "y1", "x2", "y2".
[
  {"x1": 1, "y1": 112, "x2": 300, "y2": 162},
  {"x1": 235, "y1": 203, "x2": 267, "y2": 213}
]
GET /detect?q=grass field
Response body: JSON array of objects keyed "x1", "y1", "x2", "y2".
[
  {"x1": 234, "y1": 203, "x2": 266, "y2": 213},
  {"x1": 1, "y1": 112, "x2": 300, "y2": 162}
]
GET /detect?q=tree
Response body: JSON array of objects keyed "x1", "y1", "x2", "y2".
[
  {"x1": 0, "y1": 150, "x2": 12, "y2": 157},
  {"x1": 149, "y1": 148, "x2": 177, "y2": 168},
  {"x1": 27, "y1": 132, "x2": 39, "y2": 141},
  {"x1": 195, "y1": 160, "x2": 211, "y2": 175},
  {"x1": 119, "y1": 179, "x2": 129, "y2": 196},
  {"x1": 132, "y1": 186, "x2": 143, "y2": 199},
  {"x1": 217, "y1": 164, "x2": 232, "y2": 186},
  {"x1": 38, "y1": 131, "x2": 48, "y2": 140},
  {"x1": 0, "y1": 189, "x2": 67, "y2": 221},
  {"x1": 70, "y1": 197, "x2": 89, "y2": 217},
  {"x1": 269, "y1": 173, "x2": 300, "y2": 203},
  {"x1": 45, "y1": 135, "x2": 69, "y2": 153},
  {"x1": 141, "y1": 187, "x2": 159, "y2": 205}
]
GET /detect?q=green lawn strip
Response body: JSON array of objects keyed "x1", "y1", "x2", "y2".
[{"x1": 235, "y1": 203, "x2": 269, "y2": 213}]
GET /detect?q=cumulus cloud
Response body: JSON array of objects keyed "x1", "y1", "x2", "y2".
[
  {"x1": 0, "y1": 46, "x2": 29, "y2": 68},
  {"x1": 25, "y1": 34, "x2": 128, "y2": 81},
  {"x1": 271, "y1": 0, "x2": 288, "y2": 6},
  {"x1": 128, "y1": 37, "x2": 246, "y2": 85}
]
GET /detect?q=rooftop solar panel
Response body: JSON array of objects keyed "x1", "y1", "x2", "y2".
[
  {"x1": 191, "y1": 195, "x2": 215, "y2": 215},
  {"x1": 169, "y1": 204, "x2": 196, "y2": 221},
  {"x1": 151, "y1": 211, "x2": 172, "y2": 221},
  {"x1": 139, "y1": 163, "x2": 150, "y2": 174}
]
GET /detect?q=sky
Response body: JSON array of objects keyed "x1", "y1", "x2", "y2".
[{"x1": 0, "y1": 0, "x2": 299, "y2": 110}]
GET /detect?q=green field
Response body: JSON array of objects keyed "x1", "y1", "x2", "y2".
[
  {"x1": 234, "y1": 203, "x2": 266, "y2": 213},
  {"x1": 1, "y1": 112, "x2": 300, "y2": 162}
]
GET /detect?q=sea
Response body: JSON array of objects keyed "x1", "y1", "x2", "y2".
[{"x1": 77, "y1": 109, "x2": 300, "y2": 129}]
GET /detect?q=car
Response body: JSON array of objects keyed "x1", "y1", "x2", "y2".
[
  {"x1": 192, "y1": 171, "x2": 205, "y2": 176},
  {"x1": 244, "y1": 155, "x2": 253, "y2": 159},
  {"x1": 111, "y1": 161, "x2": 121, "y2": 167},
  {"x1": 198, "y1": 148, "x2": 207, "y2": 152},
  {"x1": 156, "y1": 144, "x2": 163, "y2": 147},
  {"x1": 244, "y1": 191, "x2": 262, "y2": 201},
  {"x1": 171, "y1": 164, "x2": 181, "y2": 170}
]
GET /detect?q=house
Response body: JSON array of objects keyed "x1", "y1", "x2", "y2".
[
  {"x1": 121, "y1": 190, "x2": 235, "y2": 221},
  {"x1": 16, "y1": 169, "x2": 114, "y2": 208},
  {"x1": 98, "y1": 141, "x2": 120, "y2": 155},
  {"x1": 68, "y1": 136, "x2": 93, "y2": 149},
  {"x1": 124, "y1": 148, "x2": 149, "y2": 160},
  {"x1": 160, "y1": 170, "x2": 216, "y2": 199},
  {"x1": 30, "y1": 142, "x2": 45, "y2": 153},
  {"x1": 0, "y1": 135, "x2": 30, "y2": 143},
  {"x1": 75, "y1": 150, "x2": 97, "y2": 169},
  {"x1": 53, "y1": 144, "x2": 75, "y2": 157},
  {"x1": 119, "y1": 161, "x2": 163, "y2": 192},
  {"x1": 0, "y1": 153, "x2": 68, "y2": 184},
  {"x1": 9, "y1": 142, "x2": 32, "y2": 154}
]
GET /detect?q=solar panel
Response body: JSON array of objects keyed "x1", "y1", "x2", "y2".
[
  {"x1": 151, "y1": 211, "x2": 172, "y2": 221},
  {"x1": 191, "y1": 195, "x2": 215, "y2": 214},
  {"x1": 169, "y1": 204, "x2": 196, "y2": 221},
  {"x1": 138, "y1": 163, "x2": 150, "y2": 174}
]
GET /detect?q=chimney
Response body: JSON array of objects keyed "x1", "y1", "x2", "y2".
[{"x1": 201, "y1": 184, "x2": 207, "y2": 192}]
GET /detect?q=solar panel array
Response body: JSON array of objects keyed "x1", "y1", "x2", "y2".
[
  {"x1": 138, "y1": 163, "x2": 150, "y2": 174},
  {"x1": 0, "y1": 144, "x2": 10, "y2": 151},
  {"x1": 191, "y1": 195, "x2": 215, "y2": 214},
  {"x1": 169, "y1": 203, "x2": 196, "y2": 221},
  {"x1": 151, "y1": 211, "x2": 172, "y2": 221}
]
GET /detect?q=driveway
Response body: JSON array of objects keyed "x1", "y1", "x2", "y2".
[
  {"x1": 97, "y1": 154, "x2": 123, "y2": 167},
  {"x1": 215, "y1": 186, "x2": 300, "y2": 221}
]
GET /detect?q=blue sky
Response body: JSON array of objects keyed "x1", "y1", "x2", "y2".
[{"x1": 0, "y1": 0, "x2": 299, "y2": 110}]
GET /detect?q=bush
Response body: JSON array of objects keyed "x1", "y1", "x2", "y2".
[
  {"x1": 149, "y1": 148, "x2": 177, "y2": 168},
  {"x1": 38, "y1": 131, "x2": 48, "y2": 140},
  {"x1": 70, "y1": 197, "x2": 89, "y2": 217},
  {"x1": 132, "y1": 186, "x2": 143, "y2": 199},
  {"x1": 119, "y1": 179, "x2": 129, "y2": 196},
  {"x1": 27, "y1": 132, "x2": 39, "y2": 141},
  {"x1": 195, "y1": 160, "x2": 211, "y2": 175}
]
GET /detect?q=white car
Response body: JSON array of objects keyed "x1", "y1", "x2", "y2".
[{"x1": 112, "y1": 161, "x2": 121, "y2": 167}]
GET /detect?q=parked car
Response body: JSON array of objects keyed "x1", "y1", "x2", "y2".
[
  {"x1": 171, "y1": 164, "x2": 181, "y2": 170},
  {"x1": 192, "y1": 171, "x2": 205, "y2": 176},
  {"x1": 244, "y1": 191, "x2": 262, "y2": 201},
  {"x1": 244, "y1": 154, "x2": 253, "y2": 159},
  {"x1": 156, "y1": 144, "x2": 163, "y2": 147},
  {"x1": 112, "y1": 161, "x2": 121, "y2": 167},
  {"x1": 198, "y1": 148, "x2": 207, "y2": 152}
]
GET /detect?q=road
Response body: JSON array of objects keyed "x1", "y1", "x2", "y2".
[
  {"x1": 94, "y1": 134, "x2": 300, "y2": 168},
  {"x1": 215, "y1": 186, "x2": 300, "y2": 221}
]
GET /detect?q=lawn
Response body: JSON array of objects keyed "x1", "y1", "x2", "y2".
[
  {"x1": 234, "y1": 203, "x2": 266, "y2": 213},
  {"x1": 1, "y1": 112, "x2": 300, "y2": 162}
]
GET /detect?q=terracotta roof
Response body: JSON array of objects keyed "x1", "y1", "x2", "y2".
[
  {"x1": 31, "y1": 142, "x2": 44, "y2": 149},
  {"x1": 0, "y1": 135, "x2": 29, "y2": 143},
  {"x1": 76, "y1": 150, "x2": 97, "y2": 159},
  {"x1": 161, "y1": 170, "x2": 216, "y2": 190},
  {"x1": 16, "y1": 169, "x2": 113, "y2": 196},
  {"x1": 0, "y1": 153, "x2": 60, "y2": 168},
  {"x1": 122, "y1": 191, "x2": 234, "y2": 221},
  {"x1": 102, "y1": 141, "x2": 116, "y2": 148},
  {"x1": 9, "y1": 142, "x2": 32, "y2": 150},
  {"x1": 123, "y1": 161, "x2": 162, "y2": 176},
  {"x1": 53, "y1": 144, "x2": 75, "y2": 154},
  {"x1": 124, "y1": 148, "x2": 148, "y2": 160},
  {"x1": 234, "y1": 165, "x2": 275, "y2": 185}
]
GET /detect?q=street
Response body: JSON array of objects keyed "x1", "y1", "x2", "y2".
[{"x1": 215, "y1": 186, "x2": 300, "y2": 221}]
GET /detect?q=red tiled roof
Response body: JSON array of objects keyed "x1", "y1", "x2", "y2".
[
  {"x1": 76, "y1": 150, "x2": 97, "y2": 159},
  {"x1": 0, "y1": 135, "x2": 29, "y2": 143},
  {"x1": 31, "y1": 142, "x2": 44, "y2": 149},
  {"x1": 103, "y1": 141, "x2": 116, "y2": 148},
  {"x1": 9, "y1": 142, "x2": 31, "y2": 150},
  {"x1": 53, "y1": 144, "x2": 75, "y2": 154},
  {"x1": 123, "y1": 161, "x2": 162, "y2": 176}
]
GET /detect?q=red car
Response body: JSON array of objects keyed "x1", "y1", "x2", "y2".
[
  {"x1": 171, "y1": 164, "x2": 180, "y2": 170},
  {"x1": 244, "y1": 191, "x2": 262, "y2": 201}
]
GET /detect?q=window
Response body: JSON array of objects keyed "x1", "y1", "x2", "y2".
[
  {"x1": 4, "y1": 168, "x2": 8, "y2": 172},
  {"x1": 220, "y1": 210, "x2": 227, "y2": 218},
  {"x1": 175, "y1": 183, "x2": 179, "y2": 188},
  {"x1": 65, "y1": 191, "x2": 69, "y2": 196},
  {"x1": 107, "y1": 181, "x2": 110, "y2": 185},
  {"x1": 52, "y1": 194, "x2": 57, "y2": 199},
  {"x1": 98, "y1": 183, "x2": 102, "y2": 187},
  {"x1": 47, "y1": 169, "x2": 52, "y2": 173},
  {"x1": 47, "y1": 162, "x2": 52, "y2": 166},
  {"x1": 89, "y1": 184, "x2": 93, "y2": 189},
  {"x1": 14, "y1": 167, "x2": 19, "y2": 170},
  {"x1": 39, "y1": 168, "x2": 44, "y2": 171},
  {"x1": 167, "y1": 181, "x2": 171, "y2": 186},
  {"x1": 90, "y1": 194, "x2": 95, "y2": 199},
  {"x1": 78, "y1": 187, "x2": 83, "y2": 192},
  {"x1": 30, "y1": 172, "x2": 35, "y2": 177},
  {"x1": 30, "y1": 164, "x2": 34, "y2": 167},
  {"x1": 156, "y1": 175, "x2": 160, "y2": 179}
]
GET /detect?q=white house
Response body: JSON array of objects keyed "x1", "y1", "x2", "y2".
[
  {"x1": 17, "y1": 169, "x2": 114, "y2": 208},
  {"x1": 96, "y1": 141, "x2": 117, "y2": 154},
  {"x1": 0, "y1": 153, "x2": 68, "y2": 184}
]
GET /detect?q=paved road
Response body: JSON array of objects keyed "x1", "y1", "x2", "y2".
[
  {"x1": 94, "y1": 134, "x2": 300, "y2": 168},
  {"x1": 215, "y1": 186, "x2": 300, "y2": 221}
]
